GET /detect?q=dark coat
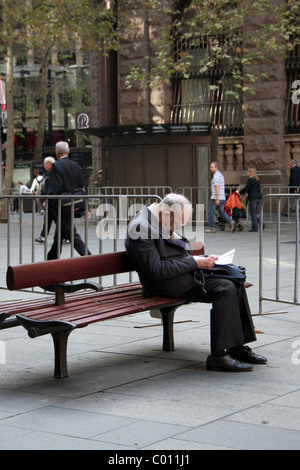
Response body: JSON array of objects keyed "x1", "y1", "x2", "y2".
[
  {"x1": 46, "y1": 156, "x2": 89, "y2": 260},
  {"x1": 240, "y1": 177, "x2": 262, "y2": 202},
  {"x1": 125, "y1": 204, "x2": 257, "y2": 351},
  {"x1": 289, "y1": 164, "x2": 300, "y2": 193},
  {"x1": 125, "y1": 205, "x2": 197, "y2": 298},
  {"x1": 47, "y1": 156, "x2": 85, "y2": 196}
]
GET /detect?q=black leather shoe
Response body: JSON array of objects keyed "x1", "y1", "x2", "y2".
[
  {"x1": 206, "y1": 354, "x2": 253, "y2": 372},
  {"x1": 228, "y1": 346, "x2": 268, "y2": 364}
]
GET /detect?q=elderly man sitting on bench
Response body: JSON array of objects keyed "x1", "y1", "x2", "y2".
[{"x1": 125, "y1": 193, "x2": 267, "y2": 372}]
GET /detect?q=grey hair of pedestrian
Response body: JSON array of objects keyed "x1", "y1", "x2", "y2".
[
  {"x1": 44, "y1": 156, "x2": 55, "y2": 165},
  {"x1": 159, "y1": 193, "x2": 192, "y2": 213},
  {"x1": 55, "y1": 141, "x2": 70, "y2": 156},
  {"x1": 291, "y1": 159, "x2": 297, "y2": 165}
]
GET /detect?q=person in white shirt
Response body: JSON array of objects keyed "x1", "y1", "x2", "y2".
[
  {"x1": 206, "y1": 162, "x2": 235, "y2": 233},
  {"x1": 18, "y1": 182, "x2": 30, "y2": 194},
  {"x1": 30, "y1": 170, "x2": 45, "y2": 213}
]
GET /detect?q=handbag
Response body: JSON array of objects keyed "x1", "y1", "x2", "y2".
[{"x1": 194, "y1": 263, "x2": 246, "y2": 294}]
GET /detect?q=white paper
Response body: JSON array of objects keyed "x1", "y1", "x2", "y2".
[{"x1": 215, "y1": 249, "x2": 236, "y2": 265}]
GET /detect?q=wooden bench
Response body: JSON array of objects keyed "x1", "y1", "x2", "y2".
[{"x1": 1, "y1": 246, "x2": 204, "y2": 379}]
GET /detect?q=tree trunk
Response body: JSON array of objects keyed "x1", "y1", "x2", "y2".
[
  {"x1": 0, "y1": 43, "x2": 14, "y2": 222},
  {"x1": 90, "y1": 50, "x2": 103, "y2": 186},
  {"x1": 33, "y1": 52, "x2": 50, "y2": 162}
]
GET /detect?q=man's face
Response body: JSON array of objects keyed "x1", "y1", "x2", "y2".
[
  {"x1": 160, "y1": 204, "x2": 192, "y2": 235},
  {"x1": 210, "y1": 163, "x2": 217, "y2": 173}
]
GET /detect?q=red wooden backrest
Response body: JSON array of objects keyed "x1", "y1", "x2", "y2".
[
  {"x1": 7, "y1": 243, "x2": 204, "y2": 291},
  {"x1": 7, "y1": 252, "x2": 133, "y2": 291}
]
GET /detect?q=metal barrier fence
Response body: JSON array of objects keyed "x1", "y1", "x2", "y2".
[
  {"x1": 88, "y1": 186, "x2": 172, "y2": 199},
  {"x1": 176, "y1": 185, "x2": 300, "y2": 223},
  {"x1": 1, "y1": 186, "x2": 300, "y2": 294},
  {"x1": 0, "y1": 193, "x2": 162, "y2": 291},
  {"x1": 259, "y1": 194, "x2": 300, "y2": 314}
]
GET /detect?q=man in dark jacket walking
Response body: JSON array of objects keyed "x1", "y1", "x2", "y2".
[
  {"x1": 289, "y1": 159, "x2": 300, "y2": 213},
  {"x1": 282, "y1": 159, "x2": 300, "y2": 216},
  {"x1": 289, "y1": 159, "x2": 300, "y2": 194},
  {"x1": 47, "y1": 141, "x2": 91, "y2": 260}
]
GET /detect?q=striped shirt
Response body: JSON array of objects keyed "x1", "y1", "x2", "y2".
[{"x1": 211, "y1": 170, "x2": 226, "y2": 200}]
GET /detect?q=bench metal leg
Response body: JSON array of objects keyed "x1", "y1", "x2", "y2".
[
  {"x1": 51, "y1": 330, "x2": 72, "y2": 379},
  {"x1": 0, "y1": 312, "x2": 20, "y2": 329},
  {"x1": 0, "y1": 312, "x2": 9, "y2": 326},
  {"x1": 160, "y1": 307, "x2": 176, "y2": 352},
  {"x1": 16, "y1": 315, "x2": 76, "y2": 379}
]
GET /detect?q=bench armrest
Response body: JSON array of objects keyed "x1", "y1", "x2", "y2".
[
  {"x1": 41, "y1": 282, "x2": 103, "y2": 305},
  {"x1": 42, "y1": 281, "x2": 102, "y2": 294},
  {"x1": 16, "y1": 314, "x2": 76, "y2": 339}
]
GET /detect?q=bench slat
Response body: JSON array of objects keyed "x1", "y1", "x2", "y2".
[
  {"x1": 8, "y1": 285, "x2": 143, "y2": 317},
  {"x1": 74, "y1": 300, "x2": 185, "y2": 327},
  {"x1": 14, "y1": 291, "x2": 184, "y2": 327},
  {"x1": 0, "y1": 282, "x2": 142, "y2": 317}
]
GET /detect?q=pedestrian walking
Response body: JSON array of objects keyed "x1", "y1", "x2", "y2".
[
  {"x1": 35, "y1": 156, "x2": 55, "y2": 243},
  {"x1": 30, "y1": 170, "x2": 45, "y2": 213},
  {"x1": 288, "y1": 159, "x2": 300, "y2": 214},
  {"x1": 206, "y1": 162, "x2": 235, "y2": 233},
  {"x1": 18, "y1": 182, "x2": 30, "y2": 194},
  {"x1": 238, "y1": 168, "x2": 262, "y2": 232},
  {"x1": 46, "y1": 141, "x2": 91, "y2": 259}
]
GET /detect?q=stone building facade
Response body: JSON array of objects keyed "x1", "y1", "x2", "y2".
[{"x1": 89, "y1": 0, "x2": 300, "y2": 190}]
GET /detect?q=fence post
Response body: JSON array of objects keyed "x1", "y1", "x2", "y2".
[
  {"x1": 0, "y1": 340, "x2": 6, "y2": 365},
  {"x1": 259, "y1": 193, "x2": 299, "y2": 315}
]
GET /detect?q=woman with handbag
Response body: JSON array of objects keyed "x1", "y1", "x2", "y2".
[{"x1": 238, "y1": 168, "x2": 263, "y2": 232}]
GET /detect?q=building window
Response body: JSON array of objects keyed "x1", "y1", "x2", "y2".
[
  {"x1": 170, "y1": 35, "x2": 243, "y2": 136},
  {"x1": 286, "y1": 40, "x2": 300, "y2": 134}
]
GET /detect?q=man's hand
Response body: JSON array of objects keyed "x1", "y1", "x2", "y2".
[{"x1": 194, "y1": 255, "x2": 218, "y2": 269}]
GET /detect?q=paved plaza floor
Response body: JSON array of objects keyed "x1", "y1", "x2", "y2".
[{"x1": 0, "y1": 215, "x2": 300, "y2": 451}]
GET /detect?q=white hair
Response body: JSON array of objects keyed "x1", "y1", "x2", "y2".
[
  {"x1": 55, "y1": 141, "x2": 70, "y2": 156},
  {"x1": 44, "y1": 156, "x2": 55, "y2": 165},
  {"x1": 159, "y1": 193, "x2": 192, "y2": 213}
]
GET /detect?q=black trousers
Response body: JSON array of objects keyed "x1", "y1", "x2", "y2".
[
  {"x1": 40, "y1": 209, "x2": 54, "y2": 238},
  {"x1": 183, "y1": 277, "x2": 256, "y2": 355},
  {"x1": 47, "y1": 206, "x2": 91, "y2": 260}
]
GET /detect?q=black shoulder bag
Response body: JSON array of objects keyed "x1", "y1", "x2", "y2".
[{"x1": 194, "y1": 263, "x2": 246, "y2": 294}]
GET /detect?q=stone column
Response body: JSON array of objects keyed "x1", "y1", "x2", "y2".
[
  {"x1": 235, "y1": 144, "x2": 244, "y2": 171},
  {"x1": 224, "y1": 144, "x2": 235, "y2": 171},
  {"x1": 243, "y1": 59, "x2": 286, "y2": 179},
  {"x1": 90, "y1": 51, "x2": 102, "y2": 180},
  {"x1": 243, "y1": 1, "x2": 287, "y2": 184},
  {"x1": 119, "y1": 1, "x2": 172, "y2": 125},
  {"x1": 119, "y1": 7, "x2": 150, "y2": 124}
]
